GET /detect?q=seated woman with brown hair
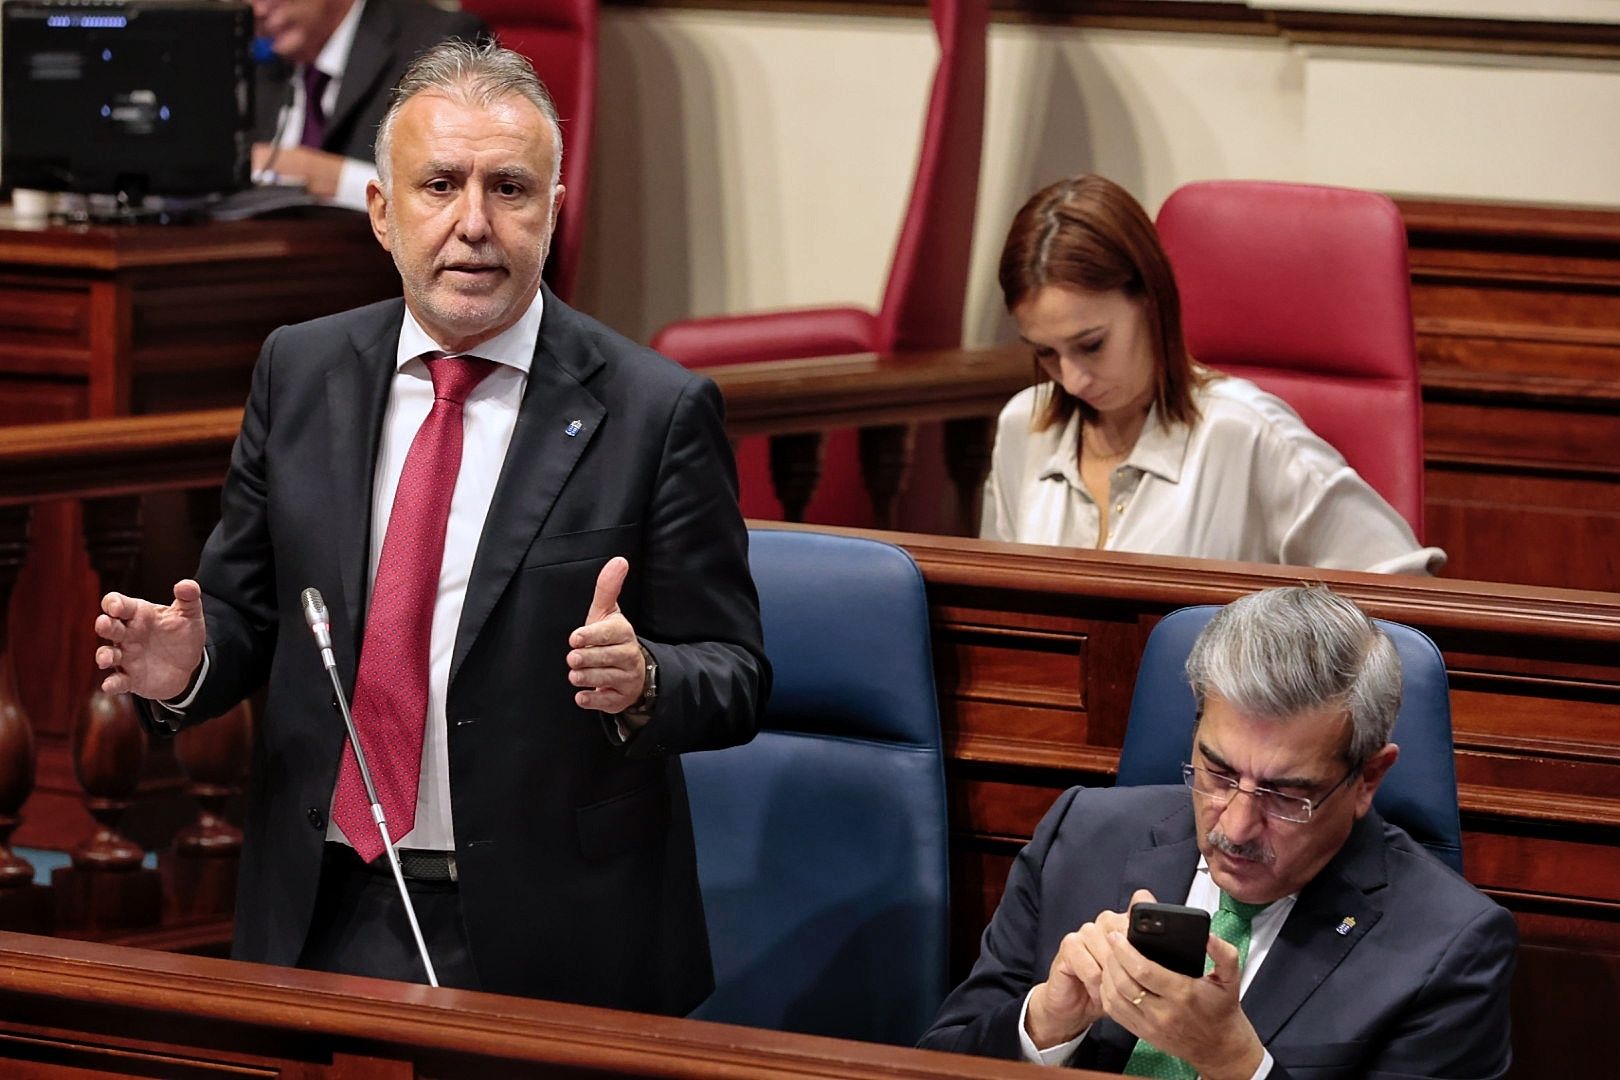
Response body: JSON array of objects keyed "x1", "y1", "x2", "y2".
[{"x1": 982, "y1": 174, "x2": 1444, "y2": 574}]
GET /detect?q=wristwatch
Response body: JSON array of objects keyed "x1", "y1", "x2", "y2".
[{"x1": 623, "y1": 644, "x2": 658, "y2": 721}]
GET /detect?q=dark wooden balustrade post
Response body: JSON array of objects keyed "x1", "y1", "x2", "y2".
[
  {"x1": 164, "y1": 709, "x2": 249, "y2": 920},
  {"x1": 768, "y1": 433, "x2": 825, "y2": 523},
  {"x1": 943, "y1": 416, "x2": 995, "y2": 536},
  {"x1": 0, "y1": 505, "x2": 52, "y2": 932},
  {"x1": 55, "y1": 494, "x2": 161, "y2": 933},
  {"x1": 162, "y1": 483, "x2": 248, "y2": 922},
  {"x1": 857, "y1": 423, "x2": 917, "y2": 530}
]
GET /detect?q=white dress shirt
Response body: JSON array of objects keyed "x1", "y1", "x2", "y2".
[
  {"x1": 270, "y1": 0, "x2": 375, "y2": 211},
  {"x1": 1019, "y1": 858, "x2": 1297, "y2": 1075},
  {"x1": 320, "y1": 287, "x2": 545, "y2": 852},
  {"x1": 981, "y1": 375, "x2": 1445, "y2": 575}
]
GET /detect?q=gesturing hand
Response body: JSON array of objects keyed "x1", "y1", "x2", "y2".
[
  {"x1": 95, "y1": 579, "x2": 208, "y2": 701},
  {"x1": 567, "y1": 557, "x2": 647, "y2": 719}
]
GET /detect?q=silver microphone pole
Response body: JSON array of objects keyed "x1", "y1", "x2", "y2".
[{"x1": 301, "y1": 587, "x2": 439, "y2": 988}]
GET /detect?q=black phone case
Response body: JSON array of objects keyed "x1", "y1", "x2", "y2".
[{"x1": 1127, "y1": 901, "x2": 1211, "y2": 978}]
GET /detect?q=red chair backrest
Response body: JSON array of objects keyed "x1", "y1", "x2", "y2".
[
  {"x1": 874, "y1": 0, "x2": 988, "y2": 351},
  {"x1": 465, "y1": 0, "x2": 597, "y2": 304},
  {"x1": 1156, "y1": 180, "x2": 1425, "y2": 538}
]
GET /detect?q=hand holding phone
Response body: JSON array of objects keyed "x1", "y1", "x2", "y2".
[{"x1": 1127, "y1": 901, "x2": 1211, "y2": 978}]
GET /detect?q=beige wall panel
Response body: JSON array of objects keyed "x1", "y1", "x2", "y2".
[
  {"x1": 580, "y1": 11, "x2": 934, "y2": 344},
  {"x1": 966, "y1": 29, "x2": 1303, "y2": 346},
  {"x1": 1303, "y1": 52, "x2": 1620, "y2": 206}
]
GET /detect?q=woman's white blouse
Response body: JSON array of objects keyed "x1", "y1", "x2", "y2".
[{"x1": 980, "y1": 377, "x2": 1445, "y2": 575}]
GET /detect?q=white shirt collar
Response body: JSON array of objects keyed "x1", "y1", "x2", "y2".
[
  {"x1": 396, "y1": 286, "x2": 546, "y2": 374},
  {"x1": 1034, "y1": 386, "x2": 1194, "y2": 489},
  {"x1": 314, "y1": 0, "x2": 367, "y2": 81}
]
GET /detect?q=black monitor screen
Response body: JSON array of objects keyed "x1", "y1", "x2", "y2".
[{"x1": 3, "y1": 1, "x2": 253, "y2": 197}]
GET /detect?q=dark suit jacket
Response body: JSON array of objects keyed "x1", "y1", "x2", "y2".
[
  {"x1": 920, "y1": 786, "x2": 1516, "y2": 1079},
  {"x1": 157, "y1": 288, "x2": 768, "y2": 1015},
  {"x1": 254, "y1": 0, "x2": 489, "y2": 161}
]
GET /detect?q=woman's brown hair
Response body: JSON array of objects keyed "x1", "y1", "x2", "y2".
[{"x1": 998, "y1": 174, "x2": 1202, "y2": 432}]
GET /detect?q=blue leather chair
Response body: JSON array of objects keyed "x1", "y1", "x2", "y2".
[
  {"x1": 1116, "y1": 605, "x2": 1463, "y2": 873},
  {"x1": 684, "y1": 529, "x2": 949, "y2": 1045}
]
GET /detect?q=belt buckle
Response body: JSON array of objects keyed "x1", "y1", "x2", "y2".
[{"x1": 398, "y1": 848, "x2": 456, "y2": 883}]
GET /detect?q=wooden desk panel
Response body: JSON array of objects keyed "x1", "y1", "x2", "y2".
[
  {"x1": 1401, "y1": 196, "x2": 1620, "y2": 593},
  {"x1": 0, "y1": 212, "x2": 399, "y2": 418}
]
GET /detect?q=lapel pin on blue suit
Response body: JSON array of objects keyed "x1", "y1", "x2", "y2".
[
  {"x1": 565, "y1": 419, "x2": 583, "y2": 437},
  {"x1": 1335, "y1": 915, "x2": 1357, "y2": 936}
]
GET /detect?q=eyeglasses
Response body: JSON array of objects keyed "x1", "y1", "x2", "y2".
[{"x1": 1181, "y1": 762, "x2": 1358, "y2": 824}]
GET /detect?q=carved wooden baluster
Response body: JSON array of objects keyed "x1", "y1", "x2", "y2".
[
  {"x1": 943, "y1": 416, "x2": 995, "y2": 537},
  {"x1": 768, "y1": 432, "x2": 824, "y2": 523},
  {"x1": 857, "y1": 424, "x2": 917, "y2": 530},
  {"x1": 0, "y1": 505, "x2": 51, "y2": 932},
  {"x1": 166, "y1": 703, "x2": 250, "y2": 919},
  {"x1": 57, "y1": 494, "x2": 161, "y2": 933},
  {"x1": 164, "y1": 483, "x2": 249, "y2": 919}
]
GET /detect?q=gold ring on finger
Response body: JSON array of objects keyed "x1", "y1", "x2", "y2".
[{"x1": 1130, "y1": 990, "x2": 1147, "y2": 1006}]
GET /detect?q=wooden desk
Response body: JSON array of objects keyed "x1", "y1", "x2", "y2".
[
  {"x1": 0, "y1": 210, "x2": 399, "y2": 422},
  {"x1": 0, "y1": 932, "x2": 1065, "y2": 1079}
]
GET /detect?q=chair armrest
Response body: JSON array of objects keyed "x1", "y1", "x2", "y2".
[{"x1": 651, "y1": 306, "x2": 879, "y2": 368}]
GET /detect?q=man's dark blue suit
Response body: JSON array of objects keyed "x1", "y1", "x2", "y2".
[{"x1": 921, "y1": 785, "x2": 1516, "y2": 1078}]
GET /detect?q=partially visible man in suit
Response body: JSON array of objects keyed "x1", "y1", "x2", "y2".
[
  {"x1": 95, "y1": 40, "x2": 768, "y2": 1015},
  {"x1": 251, "y1": 0, "x2": 487, "y2": 208},
  {"x1": 921, "y1": 586, "x2": 1515, "y2": 1078}
]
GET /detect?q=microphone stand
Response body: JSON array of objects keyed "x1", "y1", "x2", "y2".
[{"x1": 302, "y1": 588, "x2": 439, "y2": 987}]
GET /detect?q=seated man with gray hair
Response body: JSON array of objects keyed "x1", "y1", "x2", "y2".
[{"x1": 921, "y1": 586, "x2": 1515, "y2": 1078}]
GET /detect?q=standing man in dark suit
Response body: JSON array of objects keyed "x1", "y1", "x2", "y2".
[
  {"x1": 922, "y1": 587, "x2": 1516, "y2": 1078},
  {"x1": 251, "y1": 0, "x2": 488, "y2": 208},
  {"x1": 95, "y1": 40, "x2": 768, "y2": 1015}
]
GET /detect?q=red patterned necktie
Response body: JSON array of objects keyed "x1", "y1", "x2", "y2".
[
  {"x1": 300, "y1": 66, "x2": 331, "y2": 149},
  {"x1": 332, "y1": 353, "x2": 498, "y2": 861}
]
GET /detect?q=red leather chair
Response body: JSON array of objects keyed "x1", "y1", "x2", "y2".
[
  {"x1": 1155, "y1": 180, "x2": 1426, "y2": 538},
  {"x1": 465, "y1": 0, "x2": 597, "y2": 303},
  {"x1": 652, "y1": 0, "x2": 988, "y2": 525}
]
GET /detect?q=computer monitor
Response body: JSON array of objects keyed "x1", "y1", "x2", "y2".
[{"x1": 2, "y1": 0, "x2": 254, "y2": 200}]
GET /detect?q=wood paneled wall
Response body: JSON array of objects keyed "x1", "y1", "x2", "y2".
[{"x1": 1403, "y1": 198, "x2": 1620, "y2": 592}]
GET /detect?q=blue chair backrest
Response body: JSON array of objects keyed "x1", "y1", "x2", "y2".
[
  {"x1": 1117, "y1": 605, "x2": 1463, "y2": 873},
  {"x1": 684, "y1": 529, "x2": 950, "y2": 1045}
]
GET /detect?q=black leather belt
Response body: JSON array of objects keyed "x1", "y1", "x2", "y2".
[{"x1": 326, "y1": 842, "x2": 458, "y2": 883}]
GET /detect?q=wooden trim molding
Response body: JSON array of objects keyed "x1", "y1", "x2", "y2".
[
  {"x1": 0, "y1": 933, "x2": 1067, "y2": 1079},
  {"x1": 603, "y1": 0, "x2": 1620, "y2": 61}
]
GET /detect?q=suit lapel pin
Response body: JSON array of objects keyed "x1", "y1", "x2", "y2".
[
  {"x1": 1334, "y1": 915, "x2": 1357, "y2": 936},
  {"x1": 565, "y1": 419, "x2": 583, "y2": 437}
]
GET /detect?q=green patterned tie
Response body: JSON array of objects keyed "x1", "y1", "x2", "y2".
[{"x1": 1122, "y1": 891, "x2": 1269, "y2": 1078}]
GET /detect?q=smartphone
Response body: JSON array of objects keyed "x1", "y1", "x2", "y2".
[{"x1": 1127, "y1": 901, "x2": 1211, "y2": 978}]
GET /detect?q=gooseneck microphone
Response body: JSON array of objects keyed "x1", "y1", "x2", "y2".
[{"x1": 300, "y1": 587, "x2": 439, "y2": 987}]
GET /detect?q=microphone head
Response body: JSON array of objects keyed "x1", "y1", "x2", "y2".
[
  {"x1": 301, "y1": 588, "x2": 334, "y2": 655},
  {"x1": 300, "y1": 587, "x2": 328, "y2": 626}
]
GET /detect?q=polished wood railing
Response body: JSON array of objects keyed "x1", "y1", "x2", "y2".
[{"x1": 0, "y1": 932, "x2": 1065, "y2": 1078}]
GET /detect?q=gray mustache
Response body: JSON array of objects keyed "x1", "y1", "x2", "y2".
[{"x1": 1207, "y1": 827, "x2": 1276, "y2": 866}]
